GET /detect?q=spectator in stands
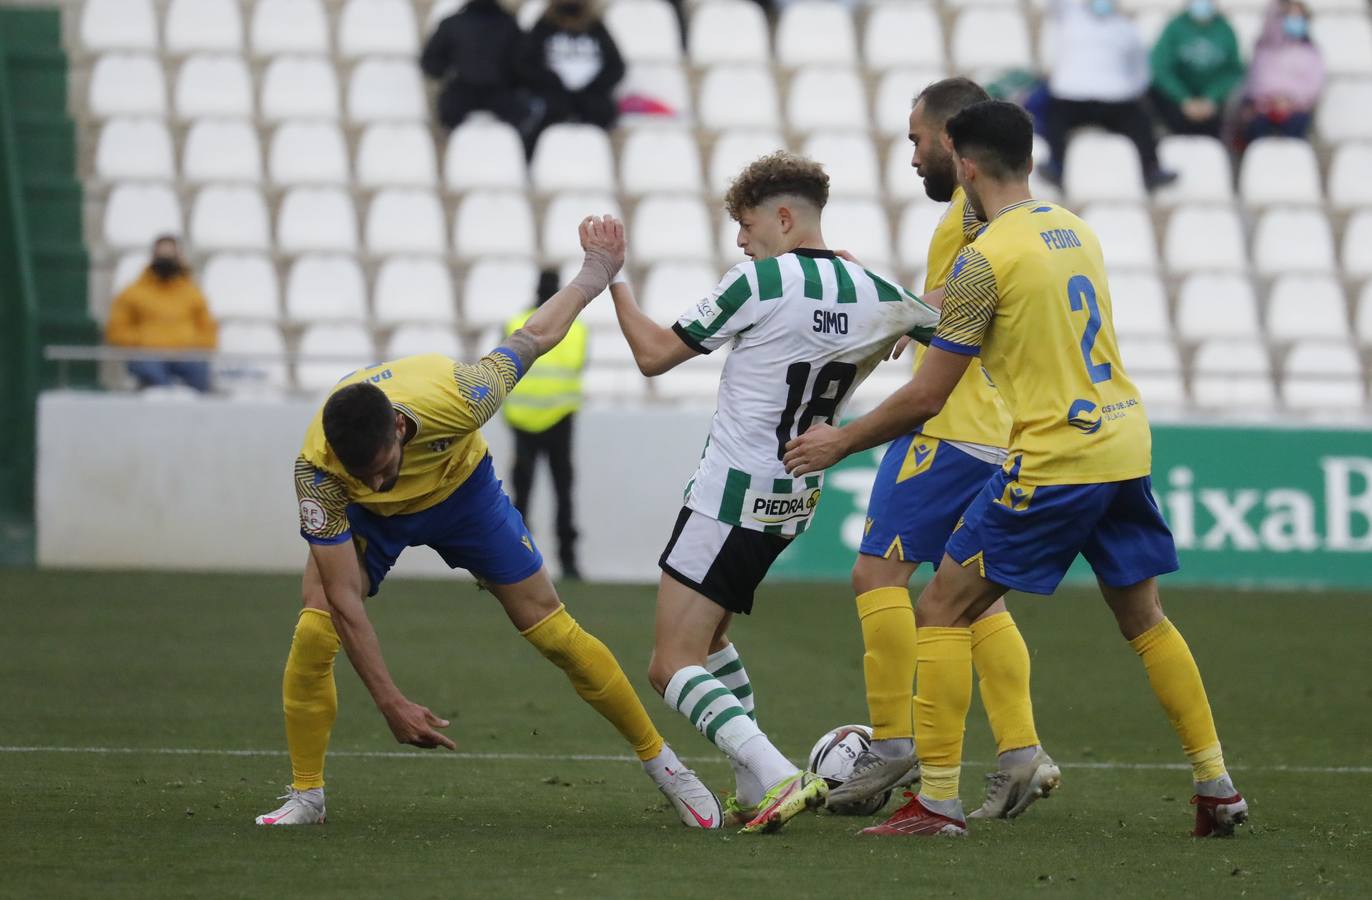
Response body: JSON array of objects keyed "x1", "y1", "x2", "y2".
[
  {"x1": 518, "y1": 0, "x2": 626, "y2": 136},
  {"x1": 1041, "y1": 0, "x2": 1178, "y2": 190},
  {"x1": 1149, "y1": 0, "x2": 1246, "y2": 137},
  {"x1": 105, "y1": 235, "x2": 216, "y2": 393},
  {"x1": 1235, "y1": 0, "x2": 1325, "y2": 145}
]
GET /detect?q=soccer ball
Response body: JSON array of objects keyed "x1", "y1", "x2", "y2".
[{"x1": 807, "y1": 724, "x2": 891, "y2": 816}]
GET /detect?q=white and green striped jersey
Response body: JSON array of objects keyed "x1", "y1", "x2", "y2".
[{"x1": 671, "y1": 249, "x2": 940, "y2": 537}]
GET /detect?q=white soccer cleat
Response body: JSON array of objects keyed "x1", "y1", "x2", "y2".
[
  {"x1": 656, "y1": 766, "x2": 724, "y2": 830},
  {"x1": 255, "y1": 787, "x2": 326, "y2": 826},
  {"x1": 968, "y1": 749, "x2": 1062, "y2": 820}
]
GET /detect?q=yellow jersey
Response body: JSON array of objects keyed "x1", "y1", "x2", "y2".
[
  {"x1": 295, "y1": 351, "x2": 522, "y2": 544},
  {"x1": 911, "y1": 186, "x2": 1013, "y2": 449},
  {"x1": 933, "y1": 200, "x2": 1151, "y2": 486}
]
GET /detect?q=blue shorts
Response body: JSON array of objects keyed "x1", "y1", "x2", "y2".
[
  {"x1": 859, "y1": 433, "x2": 1000, "y2": 565},
  {"x1": 346, "y1": 454, "x2": 544, "y2": 596},
  {"x1": 944, "y1": 470, "x2": 1180, "y2": 595}
]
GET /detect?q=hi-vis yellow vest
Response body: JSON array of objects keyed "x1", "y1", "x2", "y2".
[{"x1": 502, "y1": 309, "x2": 587, "y2": 432}]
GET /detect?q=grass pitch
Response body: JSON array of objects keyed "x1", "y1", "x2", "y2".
[{"x1": 2, "y1": 569, "x2": 1370, "y2": 898}]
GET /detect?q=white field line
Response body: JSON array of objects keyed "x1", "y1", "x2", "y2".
[{"x1": 1, "y1": 745, "x2": 1369, "y2": 774}]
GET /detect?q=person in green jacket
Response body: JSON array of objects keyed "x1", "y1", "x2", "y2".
[{"x1": 1149, "y1": 0, "x2": 1246, "y2": 137}]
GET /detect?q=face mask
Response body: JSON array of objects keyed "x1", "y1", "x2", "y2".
[
  {"x1": 1282, "y1": 14, "x2": 1308, "y2": 39},
  {"x1": 150, "y1": 257, "x2": 181, "y2": 280},
  {"x1": 1188, "y1": 0, "x2": 1215, "y2": 21},
  {"x1": 1091, "y1": 0, "x2": 1116, "y2": 16}
]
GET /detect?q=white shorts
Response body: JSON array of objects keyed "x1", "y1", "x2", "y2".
[{"x1": 658, "y1": 507, "x2": 791, "y2": 615}]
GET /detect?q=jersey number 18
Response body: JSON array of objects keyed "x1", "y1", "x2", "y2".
[{"x1": 776, "y1": 361, "x2": 858, "y2": 460}]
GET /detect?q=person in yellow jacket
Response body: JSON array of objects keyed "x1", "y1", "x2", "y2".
[
  {"x1": 105, "y1": 234, "x2": 217, "y2": 392},
  {"x1": 504, "y1": 270, "x2": 588, "y2": 578}
]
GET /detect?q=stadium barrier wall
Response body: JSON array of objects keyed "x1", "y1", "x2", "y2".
[{"x1": 36, "y1": 391, "x2": 1372, "y2": 589}]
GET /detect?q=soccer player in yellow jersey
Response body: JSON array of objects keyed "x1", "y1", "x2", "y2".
[
  {"x1": 256, "y1": 217, "x2": 724, "y2": 830},
  {"x1": 785, "y1": 102, "x2": 1247, "y2": 838},
  {"x1": 826, "y1": 78, "x2": 1060, "y2": 821}
]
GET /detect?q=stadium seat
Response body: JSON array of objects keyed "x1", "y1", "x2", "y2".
[
  {"x1": 557, "y1": 260, "x2": 618, "y2": 328},
  {"x1": 365, "y1": 190, "x2": 446, "y2": 255},
  {"x1": 632, "y1": 195, "x2": 714, "y2": 264},
  {"x1": 165, "y1": 0, "x2": 242, "y2": 54},
  {"x1": 175, "y1": 55, "x2": 254, "y2": 119},
  {"x1": 642, "y1": 262, "x2": 720, "y2": 322},
  {"x1": 1191, "y1": 339, "x2": 1276, "y2": 408},
  {"x1": 444, "y1": 121, "x2": 527, "y2": 192},
  {"x1": 1081, "y1": 204, "x2": 1158, "y2": 270},
  {"x1": 285, "y1": 255, "x2": 368, "y2": 322},
  {"x1": 102, "y1": 183, "x2": 182, "y2": 248},
  {"x1": 250, "y1": 0, "x2": 330, "y2": 56},
  {"x1": 1252, "y1": 208, "x2": 1336, "y2": 275},
  {"x1": 1355, "y1": 281, "x2": 1372, "y2": 345},
  {"x1": 786, "y1": 68, "x2": 868, "y2": 134},
  {"x1": 347, "y1": 59, "x2": 426, "y2": 122},
  {"x1": 873, "y1": 68, "x2": 947, "y2": 138},
  {"x1": 373, "y1": 257, "x2": 457, "y2": 324},
  {"x1": 530, "y1": 125, "x2": 616, "y2": 194},
  {"x1": 277, "y1": 188, "x2": 359, "y2": 253},
  {"x1": 88, "y1": 54, "x2": 166, "y2": 118},
  {"x1": 1065, "y1": 133, "x2": 1145, "y2": 203},
  {"x1": 1117, "y1": 336, "x2": 1183, "y2": 378},
  {"x1": 775, "y1": 2, "x2": 858, "y2": 67},
  {"x1": 1341, "y1": 210, "x2": 1372, "y2": 278},
  {"x1": 297, "y1": 324, "x2": 378, "y2": 392},
  {"x1": 215, "y1": 321, "x2": 289, "y2": 391},
  {"x1": 386, "y1": 324, "x2": 462, "y2": 361},
  {"x1": 1229, "y1": 9, "x2": 1265, "y2": 61},
  {"x1": 1239, "y1": 138, "x2": 1323, "y2": 206},
  {"x1": 452, "y1": 191, "x2": 537, "y2": 259},
  {"x1": 111, "y1": 251, "x2": 147, "y2": 294},
  {"x1": 699, "y1": 66, "x2": 781, "y2": 131},
  {"x1": 620, "y1": 128, "x2": 704, "y2": 196},
  {"x1": 802, "y1": 133, "x2": 879, "y2": 199},
  {"x1": 189, "y1": 186, "x2": 271, "y2": 251},
  {"x1": 884, "y1": 136, "x2": 928, "y2": 202},
  {"x1": 338, "y1": 0, "x2": 420, "y2": 57},
  {"x1": 541, "y1": 192, "x2": 622, "y2": 264},
  {"x1": 896, "y1": 201, "x2": 945, "y2": 270},
  {"x1": 864, "y1": 4, "x2": 946, "y2": 72},
  {"x1": 616, "y1": 63, "x2": 693, "y2": 124},
  {"x1": 267, "y1": 122, "x2": 349, "y2": 185},
  {"x1": 356, "y1": 124, "x2": 438, "y2": 188},
  {"x1": 824, "y1": 199, "x2": 894, "y2": 270},
  {"x1": 1310, "y1": 15, "x2": 1372, "y2": 76},
  {"x1": 718, "y1": 213, "x2": 746, "y2": 265},
  {"x1": 1175, "y1": 273, "x2": 1261, "y2": 340},
  {"x1": 1108, "y1": 272, "x2": 1171, "y2": 338},
  {"x1": 1265, "y1": 275, "x2": 1348, "y2": 340},
  {"x1": 183, "y1": 120, "x2": 261, "y2": 183},
  {"x1": 461, "y1": 259, "x2": 541, "y2": 327},
  {"x1": 80, "y1": 0, "x2": 156, "y2": 51},
  {"x1": 950, "y1": 9, "x2": 1033, "y2": 72},
  {"x1": 260, "y1": 57, "x2": 340, "y2": 121},
  {"x1": 1164, "y1": 206, "x2": 1247, "y2": 272},
  {"x1": 1327, "y1": 143, "x2": 1372, "y2": 210},
  {"x1": 1282, "y1": 341, "x2": 1366, "y2": 409},
  {"x1": 688, "y1": 0, "x2": 770, "y2": 66},
  {"x1": 605, "y1": 0, "x2": 682, "y2": 63},
  {"x1": 95, "y1": 119, "x2": 173, "y2": 181},
  {"x1": 1154, "y1": 136, "x2": 1234, "y2": 206},
  {"x1": 1317, "y1": 79, "x2": 1372, "y2": 143},
  {"x1": 708, "y1": 130, "x2": 787, "y2": 196},
  {"x1": 201, "y1": 254, "x2": 280, "y2": 320}
]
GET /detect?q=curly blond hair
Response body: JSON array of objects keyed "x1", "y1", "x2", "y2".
[{"x1": 723, "y1": 151, "x2": 829, "y2": 221}]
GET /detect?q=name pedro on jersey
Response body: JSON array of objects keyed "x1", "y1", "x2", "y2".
[{"x1": 745, "y1": 487, "x2": 822, "y2": 525}]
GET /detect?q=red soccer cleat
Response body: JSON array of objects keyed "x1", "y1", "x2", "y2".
[
  {"x1": 860, "y1": 791, "x2": 967, "y2": 837},
  {"x1": 1191, "y1": 792, "x2": 1249, "y2": 837}
]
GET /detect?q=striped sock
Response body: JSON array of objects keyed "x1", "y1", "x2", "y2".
[
  {"x1": 708, "y1": 644, "x2": 763, "y2": 805},
  {"x1": 664, "y1": 665, "x2": 797, "y2": 792}
]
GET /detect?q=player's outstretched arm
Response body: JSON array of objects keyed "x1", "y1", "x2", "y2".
[{"x1": 608, "y1": 280, "x2": 699, "y2": 376}]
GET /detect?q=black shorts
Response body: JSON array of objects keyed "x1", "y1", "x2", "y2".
[{"x1": 658, "y1": 507, "x2": 791, "y2": 615}]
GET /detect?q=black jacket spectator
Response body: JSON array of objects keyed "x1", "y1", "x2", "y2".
[
  {"x1": 420, "y1": 0, "x2": 540, "y2": 144},
  {"x1": 517, "y1": 2, "x2": 626, "y2": 133}
]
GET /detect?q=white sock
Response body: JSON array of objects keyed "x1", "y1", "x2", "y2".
[
  {"x1": 641, "y1": 743, "x2": 686, "y2": 788},
  {"x1": 664, "y1": 666, "x2": 797, "y2": 793},
  {"x1": 736, "y1": 733, "x2": 799, "y2": 793},
  {"x1": 707, "y1": 643, "x2": 755, "y2": 720},
  {"x1": 872, "y1": 737, "x2": 914, "y2": 760}
]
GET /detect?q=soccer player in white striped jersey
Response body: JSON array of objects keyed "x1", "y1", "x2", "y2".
[{"x1": 608, "y1": 152, "x2": 942, "y2": 833}]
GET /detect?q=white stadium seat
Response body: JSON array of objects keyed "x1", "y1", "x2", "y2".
[
  {"x1": 216, "y1": 322, "x2": 288, "y2": 391},
  {"x1": 632, "y1": 195, "x2": 714, "y2": 264},
  {"x1": 202, "y1": 254, "x2": 280, "y2": 320},
  {"x1": 896, "y1": 202, "x2": 945, "y2": 270},
  {"x1": 1065, "y1": 133, "x2": 1145, "y2": 203},
  {"x1": 1317, "y1": 78, "x2": 1372, "y2": 144},
  {"x1": 183, "y1": 120, "x2": 262, "y2": 183},
  {"x1": 709, "y1": 131, "x2": 786, "y2": 196},
  {"x1": 452, "y1": 191, "x2": 536, "y2": 259},
  {"x1": 864, "y1": 4, "x2": 946, "y2": 72},
  {"x1": 824, "y1": 199, "x2": 894, "y2": 270},
  {"x1": 269, "y1": 122, "x2": 349, "y2": 185},
  {"x1": 1164, "y1": 206, "x2": 1247, "y2": 272},
  {"x1": 89, "y1": 55, "x2": 166, "y2": 117},
  {"x1": 95, "y1": 119, "x2": 173, "y2": 180},
  {"x1": 642, "y1": 262, "x2": 719, "y2": 322},
  {"x1": 111, "y1": 251, "x2": 147, "y2": 294},
  {"x1": 1239, "y1": 138, "x2": 1323, "y2": 206},
  {"x1": 190, "y1": 186, "x2": 271, "y2": 251},
  {"x1": 803, "y1": 133, "x2": 879, "y2": 199},
  {"x1": 365, "y1": 189, "x2": 446, "y2": 255},
  {"x1": 387, "y1": 325, "x2": 461, "y2": 361},
  {"x1": 620, "y1": 129, "x2": 704, "y2": 196},
  {"x1": 1229, "y1": 10, "x2": 1265, "y2": 61},
  {"x1": 103, "y1": 183, "x2": 182, "y2": 248},
  {"x1": 1191, "y1": 340, "x2": 1276, "y2": 409},
  {"x1": 530, "y1": 125, "x2": 616, "y2": 194},
  {"x1": 688, "y1": 0, "x2": 770, "y2": 66},
  {"x1": 557, "y1": 260, "x2": 618, "y2": 327},
  {"x1": 787, "y1": 68, "x2": 868, "y2": 134},
  {"x1": 605, "y1": 0, "x2": 682, "y2": 63},
  {"x1": 775, "y1": 2, "x2": 858, "y2": 67},
  {"x1": 1176, "y1": 273, "x2": 1260, "y2": 340},
  {"x1": 617, "y1": 63, "x2": 693, "y2": 124},
  {"x1": 461, "y1": 259, "x2": 540, "y2": 327},
  {"x1": 884, "y1": 136, "x2": 928, "y2": 202},
  {"x1": 1355, "y1": 281, "x2": 1372, "y2": 345},
  {"x1": 699, "y1": 66, "x2": 780, "y2": 131},
  {"x1": 444, "y1": 121, "x2": 527, "y2": 192},
  {"x1": 1266, "y1": 275, "x2": 1347, "y2": 340},
  {"x1": 1328, "y1": 144, "x2": 1372, "y2": 210},
  {"x1": 1341, "y1": 210, "x2": 1372, "y2": 278},
  {"x1": 1117, "y1": 337, "x2": 1182, "y2": 377},
  {"x1": 1154, "y1": 136, "x2": 1234, "y2": 206},
  {"x1": 428, "y1": 0, "x2": 463, "y2": 30},
  {"x1": 347, "y1": 59, "x2": 426, "y2": 122},
  {"x1": 718, "y1": 213, "x2": 746, "y2": 265},
  {"x1": 338, "y1": 0, "x2": 419, "y2": 57},
  {"x1": 356, "y1": 124, "x2": 438, "y2": 188},
  {"x1": 542, "y1": 192, "x2": 622, "y2": 264},
  {"x1": 873, "y1": 68, "x2": 947, "y2": 138},
  {"x1": 373, "y1": 257, "x2": 456, "y2": 324},
  {"x1": 175, "y1": 55, "x2": 254, "y2": 118},
  {"x1": 286, "y1": 255, "x2": 367, "y2": 322},
  {"x1": 297, "y1": 324, "x2": 378, "y2": 392},
  {"x1": 251, "y1": 0, "x2": 330, "y2": 56},
  {"x1": 1082, "y1": 204, "x2": 1158, "y2": 270},
  {"x1": 1282, "y1": 341, "x2": 1366, "y2": 409},
  {"x1": 261, "y1": 56, "x2": 340, "y2": 121},
  {"x1": 165, "y1": 0, "x2": 243, "y2": 54},
  {"x1": 1310, "y1": 15, "x2": 1372, "y2": 76},
  {"x1": 277, "y1": 188, "x2": 359, "y2": 253},
  {"x1": 1252, "y1": 208, "x2": 1336, "y2": 275},
  {"x1": 1108, "y1": 273, "x2": 1171, "y2": 338},
  {"x1": 80, "y1": 0, "x2": 156, "y2": 51},
  {"x1": 951, "y1": 9, "x2": 1033, "y2": 72}
]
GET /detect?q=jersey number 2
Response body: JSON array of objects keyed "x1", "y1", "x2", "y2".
[
  {"x1": 1068, "y1": 275, "x2": 1112, "y2": 384},
  {"x1": 776, "y1": 361, "x2": 858, "y2": 459}
]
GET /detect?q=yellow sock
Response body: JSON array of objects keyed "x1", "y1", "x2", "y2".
[
  {"x1": 856, "y1": 587, "x2": 918, "y2": 741},
  {"x1": 913, "y1": 627, "x2": 973, "y2": 801},
  {"x1": 283, "y1": 608, "x2": 340, "y2": 790},
  {"x1": 1130, "y1": 618, "x2": 1226, "y2": 782},
  {"x1": 521, "y1": 605, "x2": 664, "y2": 761},
  {"x1": 970, "y1": 611, "x2": 1039, "y2": 754}
]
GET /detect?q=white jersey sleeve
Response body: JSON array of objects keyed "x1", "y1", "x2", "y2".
[{"x1": 672, "y1": 263, "x2": 762, "y2": 354}]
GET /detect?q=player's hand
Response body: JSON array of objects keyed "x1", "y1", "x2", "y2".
[
  {"x1": 381, "y1": 698, "x2": 456, "y2": 750},
  {"x1": 834, "y1": 249, "x2": 864, "y2": 267},
  {"x1": 580, "y1": 214, "x2": 626, "y2": 276},
  {"x1": 887, "y1": 335, "x2": 913, "y2": 360},
  {"x1": 783, "y1": 422, "x2": 851, "y2": 476}
]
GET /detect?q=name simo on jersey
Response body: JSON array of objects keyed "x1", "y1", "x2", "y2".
[{"x1": 813, "y1": 310, "x2": 849, "y2": 334}]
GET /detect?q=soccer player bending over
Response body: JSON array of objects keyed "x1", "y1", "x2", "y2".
[
  {"x1": 785, "y1": 102, "x2": 1247, "y2": 838},
  {"x1": 607, "y1": 152, "x2": 941, "y2": 833},
  {"x1": 257, "y1": 216, "x2": 718, "y2": 829}
]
